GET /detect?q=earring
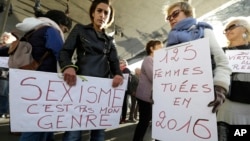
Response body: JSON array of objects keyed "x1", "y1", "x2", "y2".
[{"x1": 242, "y1": 33, "x2": 248, "y2": 39}]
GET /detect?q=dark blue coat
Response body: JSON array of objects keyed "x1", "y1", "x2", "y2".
[{"x1": 26, "y1": 26, "x2": 63, "y2": 73}]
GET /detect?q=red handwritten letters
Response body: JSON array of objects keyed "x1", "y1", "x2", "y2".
[
  {"x1": 152, "y1": 39, "x2": 217, "y2": 141},
  {"x1": 226, "y1": 50, "x2": 250, "y2": 72},
  {"x1": 9, "y1": 70, "x2": 127, "y2": 131}
]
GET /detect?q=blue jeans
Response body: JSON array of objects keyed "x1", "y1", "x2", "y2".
[
  {"x1": 63, "y1": 130, "x2": 105, "y2": 141},
  {"x1": 19, "y1": 132, "x2": 54, "y2": 141},
  {"x1": 0, "y1": 79, "x2": 9, "y2": 115}
]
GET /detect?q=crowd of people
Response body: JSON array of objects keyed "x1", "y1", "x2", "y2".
[
  {"x1": 0, "y1": 31, "x2": 17, "y2": 119},
  {"x1": 0, "y1": 0, "x2": 250, "y2": 141},
  {"x1": 0, "y1": 0, "x2": 13, "y2": 16}
]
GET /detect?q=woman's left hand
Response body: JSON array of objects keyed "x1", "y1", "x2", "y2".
[
  {"x1": 208, "y1": 85, "x2": 226, "y2": 113},
  {"x1": 112, "y1": 75, "x2": 123, "y2": 87}
]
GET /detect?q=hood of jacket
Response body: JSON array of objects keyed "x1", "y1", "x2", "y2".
[{"x1": 16, "y1": 17, "x2": 64, "y2": 41}]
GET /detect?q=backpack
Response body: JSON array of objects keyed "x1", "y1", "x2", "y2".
[
  {"x1": 8, "y1": 30, "x2": 49, "y2": 70},
  {"x1": 127, "y1": 73, "x2": 139, "y2": 95}
]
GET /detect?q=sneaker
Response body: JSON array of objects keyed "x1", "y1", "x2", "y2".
[
  {"x1": 1, "y1": 114, "x2": 5, "y2": 118},
  {"x1": 5, "y1": 114, "x2": 10, "y2": 118},
  {"x1": 1, "y1": 114, "x2": 10, "y2": 118}
]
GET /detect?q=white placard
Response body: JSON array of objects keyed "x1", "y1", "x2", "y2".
[
  {"x1": 225, "y1": 50, "x2": 250, "y2": 73},
  {"x1": 9, "y1": 69, "x2": 127, "y2": 132},
  {"x1": 0, "y1": 57, "x2": 9, "y2": 68},
  {"x1": 152, "y1": 38, "x2": 217, "y2": 141}
]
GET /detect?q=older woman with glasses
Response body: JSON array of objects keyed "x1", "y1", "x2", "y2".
[
  {"x1": 164, "y1": 1, "x2": 233, "y2": 140},
  {"x1": 217, "y1": 17, "x2": 250, "y2": 141},
  {"x1": 164, "y1": 1, "x2": 231, "y2": 113},
  {"x1": 163, "y1": 1, "x2": 232, "y2": 138},
  {"x1": 164, "y1": 1, "x2": 231, "y2": 112}
]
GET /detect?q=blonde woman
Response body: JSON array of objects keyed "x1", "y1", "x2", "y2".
[
  {"x1": 164, "y1": 1, "x2": 231, "y2": 114},
  {"x1": 217, "y1": 17, "x2": 250, "y2": 141}
]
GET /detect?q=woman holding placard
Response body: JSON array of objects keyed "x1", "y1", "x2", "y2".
[
  {"x1": 164, "y1": 1, "x2": 232, "y2": 140},
  {"x1": 217, "y1": 17, "x2": 250, "y2": 141},
  {"x1": 59, "y1": 0, "x2": 123, "y2": 141},
  {"x1": 164, "y1": 1, "x2": 231, "y2": 114}
]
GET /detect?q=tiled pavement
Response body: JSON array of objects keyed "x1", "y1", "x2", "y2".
[{"x1": 0, "y1": 117, "x2": 154, "y2": 141}]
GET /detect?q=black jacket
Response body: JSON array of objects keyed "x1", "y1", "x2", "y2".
[
  {"x1": 0, "y1": 46, "x2": 9, "y2": 56},
  {"x1": 59, "y1": 24, "x2": 122, "y2": 78}
]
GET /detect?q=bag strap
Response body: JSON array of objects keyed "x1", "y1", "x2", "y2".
[
  {"x1": 38, "y1": 51, "x2": 50, "y2": 64},
  {"x1": 26, "y1": 26, "x2": 50, "y2": 64}
]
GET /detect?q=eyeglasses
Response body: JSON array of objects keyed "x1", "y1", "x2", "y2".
[
  {"x1": 223, "y1": 24, "x2": 243, "y2": 34},
  {"x1": 166, "y1": 9, "x2": 183, "y2": 21}
]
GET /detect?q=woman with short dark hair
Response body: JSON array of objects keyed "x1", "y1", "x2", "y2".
[{"x1": 132, "y1": 40, "x2": 163, "y2": 141}]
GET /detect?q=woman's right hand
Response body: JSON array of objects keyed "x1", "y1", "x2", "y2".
[
  {"x1": 63, "y1": 67, "x2": 77, "y2": 86},
  {"x1": 112, "y1": 75, "x2": 123, "y2": 88}
]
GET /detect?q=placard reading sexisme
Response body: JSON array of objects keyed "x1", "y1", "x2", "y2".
[{"x1": 9, "y1": 69, "x2": 127, "y2": 132}]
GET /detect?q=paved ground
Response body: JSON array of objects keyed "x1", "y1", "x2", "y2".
[{"x1": 0, "y1": 117, "x2": 153, "y2": 141}]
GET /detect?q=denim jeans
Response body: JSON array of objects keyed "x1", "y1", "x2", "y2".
[
  {"x1": 19, "y1": 132, "x2": 54, "y2": 141},
  {"x1": 63, "y1": 130, "x2": 105, "y2": 141},
  {"x1": 0, "y1": 79, "x2": 9, "y2": 115}
]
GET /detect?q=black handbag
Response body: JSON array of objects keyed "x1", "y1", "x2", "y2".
[{"x1": 228, "y1": 80, "x2": 250, "y2": 104}]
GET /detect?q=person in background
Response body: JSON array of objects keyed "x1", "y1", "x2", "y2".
[
  {"x1": 16, "y1": 9, "x2": 72, "y2": 141},
  {"x1": 0, "y1": 0, "x2": 3, "y2": 13},
  {"x1": 34, "y1": 0, "x2": 41, "y2": 12},
  {"x1": 132, "y1": 68, "x2": 141, "y2": 120},
  {"x1": 8, "y1": 2, "x2": 12, "y2": 15},
  {"x1": 0, "y1": 0, "x2": 13, "y2": 15},
  {"x1": 59, "y1": 0, "x2": 123, "y2": 141},
  {"x1": 164, "y1": 1, "x2": 231, "y2": 113},
  {"x1": 0, "y1": 67, "x2": 9, "y2": 119},
  {"x1": 132, "y1": 40, "x2": 163, "y2": 141},
  {"x1": 0, "y1": 31, "x2": 17, "y2": 119},
  {"x1": 128, "y1": 68, "x2": 140, "y2": 122},
  {"x1": 217, "y1": 17, "x2": 250, "y2": 141},
  {"x1": 119, "y1": 58, "x2": 131, "y2": 124},
  {"x1": 0, "y1": 32, "x2": 17, "y2": 56},
  {"x1": 65, "y1": 0, "x2": 70, "y2": 15}
]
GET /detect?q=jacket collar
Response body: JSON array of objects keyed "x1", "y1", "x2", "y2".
[{"x1": 85, "y1": 24, "x2": 114, "y2": 40}]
